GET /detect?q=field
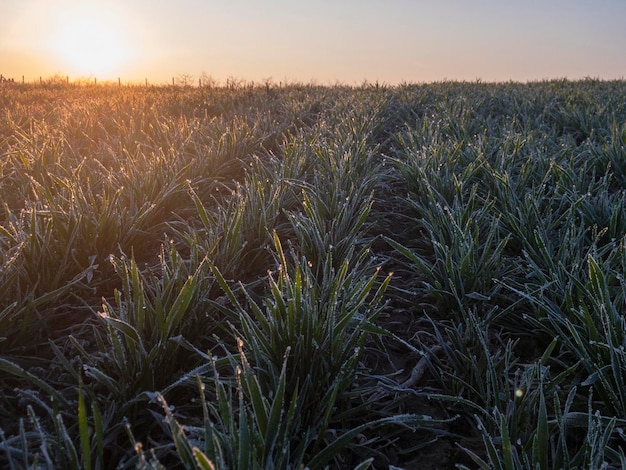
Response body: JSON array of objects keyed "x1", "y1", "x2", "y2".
[{"x1": 1, "y1": 78, "x2": 625, "y2": 469}]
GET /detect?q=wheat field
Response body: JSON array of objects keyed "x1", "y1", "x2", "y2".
[{"x1": 1, "y1": 78, "x2": 625, "y2": 468}]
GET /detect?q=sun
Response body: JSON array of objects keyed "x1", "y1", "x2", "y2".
[{"x1": 49, "y1": 5, "x2": 134, "y2": 78}]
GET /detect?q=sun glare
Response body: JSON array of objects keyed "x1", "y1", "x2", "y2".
[{"x1": 48, "y1": 5, "x2": 134, "y2": 78}]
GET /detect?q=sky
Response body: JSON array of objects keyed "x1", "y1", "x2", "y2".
[{"x1": 1, "y1": 0, "x2": 625, "y2": 85}]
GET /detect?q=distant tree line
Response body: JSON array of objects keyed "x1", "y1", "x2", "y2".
[{"x1": 1, "y1": 72, "x2": 297, "y2": 89}]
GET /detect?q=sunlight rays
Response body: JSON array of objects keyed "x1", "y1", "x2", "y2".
[
  {"x1": 50, "y1": 11, "x2": 130, "y2": 77},
  {"x1": 4, "y1": 0, "x2": 142, "y2": 80},
  {"x1": 47, "y1": 3, "x2": 137, "y2": 78}
]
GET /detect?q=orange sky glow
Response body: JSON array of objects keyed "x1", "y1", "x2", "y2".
[{"x1": 1, "y1": 0, "x2": 625, "y2": 85}]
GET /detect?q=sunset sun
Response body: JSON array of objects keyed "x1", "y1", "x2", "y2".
[{"x1": 48, "y1": 5, "x2": 135, "y2": 78}]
